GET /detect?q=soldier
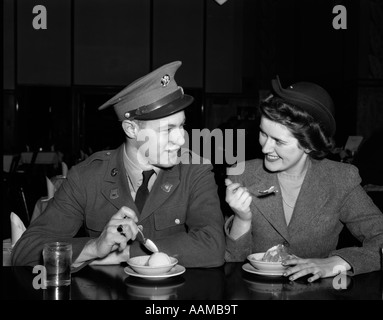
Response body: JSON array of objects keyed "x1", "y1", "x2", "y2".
[{"x1": 12, "y1": 61, "x2": 225, "y2": 270}]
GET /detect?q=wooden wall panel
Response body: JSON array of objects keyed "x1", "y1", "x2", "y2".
[
  {"x1": 4, "y1": 0, "x2": 15, "y2": 89},
  {"x1": 205, "y1": 0, "x2": 243, "y2": 93},
  {"x1": 17, "y1": 0, "x2": 71, "y2": 85},
  {"x1": 3, "y1": 93, "x2": 18, "y2": 153},
  {"x1": 152, "y1": 0, "x2": 204, "y2": 88},
  {"x1": 74, "y1": 0, "x2": 150, "y2": 86}
]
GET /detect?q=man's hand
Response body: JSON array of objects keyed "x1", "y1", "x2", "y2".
[
  {"x1": 73, "y1": 206, "x2": 139, "y2": 266},
  {"x1": 89, "y1": 245, "x2": 131, "y2": 265},
  {"x1": 92, "y1": 206, "x2": 139, "y2": 259}
]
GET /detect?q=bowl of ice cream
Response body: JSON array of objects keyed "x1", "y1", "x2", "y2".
[
  {"x1": 127, "y1": 252, "x2": 177, "y2": 276},
  {"x1": 247, "y1": 252, "x2": 287, "y2": 273},
  {"x1": 247, "y1": 244, "x2": 294, "y2": 273}
]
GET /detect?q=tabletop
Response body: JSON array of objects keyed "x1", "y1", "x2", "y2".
[{"x1": 2, "y1": 263, "x2": 382, "y2": 301}]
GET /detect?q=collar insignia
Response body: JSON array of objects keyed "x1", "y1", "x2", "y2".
[
  {"x1": 161, "y1": 183, "x2": 173, "y2": 193},
  {"x1": 110, "y1": 188, "x2": 119, "y2": 199}
]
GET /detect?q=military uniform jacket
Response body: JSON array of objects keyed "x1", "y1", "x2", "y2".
[
  {"x1": 225, "y1": 158, "x2": 383, "y2": 275},
  {"x1": 12, "y1": 144, "x2": 225, "y2": 268}
]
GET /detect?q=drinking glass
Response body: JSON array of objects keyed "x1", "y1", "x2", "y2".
[{"x1": 43, "y1": 242, "x2": 72, "y2": 287}]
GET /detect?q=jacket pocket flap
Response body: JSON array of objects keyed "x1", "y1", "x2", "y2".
[{"x1": 154, "y1": 204, "x2": 186, "y2": 230}]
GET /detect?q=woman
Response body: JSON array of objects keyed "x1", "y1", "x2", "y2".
[{"x1": 225, "y1": 76, "x2": 383, "y2": 282}]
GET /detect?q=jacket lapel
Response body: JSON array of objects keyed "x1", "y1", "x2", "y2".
[
  {"x1": 288, "y1": 159, "x2": 329, "y2": 235},
  {"x1": 139, "y1": 166, "x2": 180, "y2": 222},
  {"x1": 101, "y1": 146, "x2": 135, "y2": 214},
  {"x1": 100, "y1": 146, "x2": 182, "y2": 222},
  {"x1": 247, "y1": 165, "x2": 289, "y2": 241}
]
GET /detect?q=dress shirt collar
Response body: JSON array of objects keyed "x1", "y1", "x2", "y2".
[{"x1": 123, "y1": 143, "x2": 160, "y2": 192}]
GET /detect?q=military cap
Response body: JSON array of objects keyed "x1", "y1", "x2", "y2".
[
  {"x1": 271, "y1": 75, "x2": 336, "y2": 136},
  {"x1": 99, "y1": 61, "x2": 194, "y2": 121}
]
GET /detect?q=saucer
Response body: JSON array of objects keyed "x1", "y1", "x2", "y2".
[
  {"x1": 242, "y1": 263, "x2": 285, "y2": 277},
  {"x1": 124, "y1": 264, "x2": 185, "y2": 280},
  {"x1": 243, "y1": 279, "x2": 284, "y2": 294},
  {"x1": 126, "y1": 278, "x2": 185, "y2": 299}
]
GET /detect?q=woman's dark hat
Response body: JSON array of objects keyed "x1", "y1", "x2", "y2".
[
  {"x1": 271, "y1": 75, "x2": 336, "y2": 136},
  {"x1": 99, "y1": 61, "x2": 194, "y2": 121}
]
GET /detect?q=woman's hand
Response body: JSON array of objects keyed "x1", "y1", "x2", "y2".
[
  {"x1": 225, "y1": 179, "x2": 253, "y2": 239},
  {"x1": 282, "y1": 255, "x2": 351, "y2": 282},
  {"x1": 225, "y1": 179, "x2": 252, "y2": 222}
]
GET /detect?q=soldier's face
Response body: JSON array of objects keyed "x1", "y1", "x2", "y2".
[{"x1": 135, "y1": 111, "x2": 186, "y2": 168}]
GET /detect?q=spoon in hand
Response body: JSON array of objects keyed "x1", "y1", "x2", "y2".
[{"x1": 137, "y1": 225, "x2": 159, "y2": 253}]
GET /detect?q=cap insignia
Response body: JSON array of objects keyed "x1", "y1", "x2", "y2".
[{"x1": 161, "y1": 74, "x2": 171, "y2": 87}]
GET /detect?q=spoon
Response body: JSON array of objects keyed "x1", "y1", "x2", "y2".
[
  {"x1": 137, "y1": 225, "x2": 159, "y2": 253},
  {"x1": 257, "y1": 186, "x2": 278, "y2": 197},
  {"x1": 232, "y1": 185, "x2": 278, "y2": 198}
]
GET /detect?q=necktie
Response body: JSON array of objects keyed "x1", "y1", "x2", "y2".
[{"x1": 135, "y1": 170, "x2": 155, "y2": 213}]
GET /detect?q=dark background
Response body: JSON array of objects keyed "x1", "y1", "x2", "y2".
[{"x1": 2, "y1": 0, "x2": 383, "y2": 239}]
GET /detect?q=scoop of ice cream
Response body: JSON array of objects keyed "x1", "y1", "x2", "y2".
[
  {"x1": 262, "y1": 244, "x2": 291, "y2": 262},
  {"x1": 147, "y1": 252, "x2": 171, "y2": 267}
]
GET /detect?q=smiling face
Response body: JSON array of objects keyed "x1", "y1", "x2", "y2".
[
  {"x1": 134, "y1": 111, "x2": 186, "y2": 168},
  {"x1": 259, "y1": 116, "x2": 309, "y2": 175}
]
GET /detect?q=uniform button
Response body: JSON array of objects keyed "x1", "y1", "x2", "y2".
[
  {"x1": 174, "y1": 219, "x2": 180, "y2": 225},
  {"x1": 111, "y1": 168, "x2": 118, "y2": 176},
  {"x1": 106, "y1": 152, "x2": 111, "y2": 155}
]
